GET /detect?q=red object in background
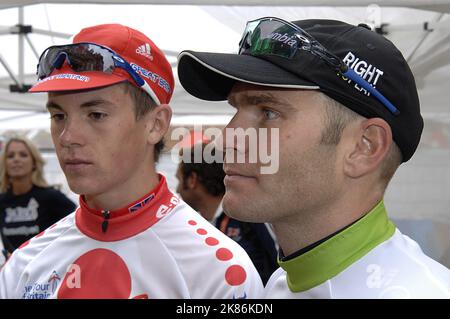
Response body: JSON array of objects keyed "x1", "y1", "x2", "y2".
[{"x1": 179, "y1": 130, "x2": 210, "y2": 149}]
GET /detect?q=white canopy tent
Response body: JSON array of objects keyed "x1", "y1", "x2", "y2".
[
  {"x1": 1, "y1": 2, "x2": 450, "y2": 115},
  {"x1": 0, "y1": 1, "x2": 449, "y2": 266}
]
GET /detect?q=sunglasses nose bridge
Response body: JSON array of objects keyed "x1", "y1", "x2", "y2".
[{"x1": 52, "y1": 51, "x2": 70, "y2": 70}]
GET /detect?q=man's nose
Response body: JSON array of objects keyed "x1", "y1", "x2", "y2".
[
  {"x1": 221, "y1": 112, "x2": 253, "y2": 158},
  {"x1": 58, "y1": 116, "x2": 83, "y2": 148}
]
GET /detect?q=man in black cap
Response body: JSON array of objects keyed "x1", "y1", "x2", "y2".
[{"x1": 177, "y1": 17, "x2": 450, "y2": 298}]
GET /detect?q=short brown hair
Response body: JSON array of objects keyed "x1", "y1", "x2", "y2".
[
  {"x1": 120, "y1": 82, "x2": 165, "y2": 161},
  {"x1": 320, "y1": 94, "x2": 402, "y2": 186}
]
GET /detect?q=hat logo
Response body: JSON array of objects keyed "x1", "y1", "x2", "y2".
[
  {"x1": 342, "y1": 51, "x2": 384, "y2": 97},
  {"x1": 136, "y1": 43, "x2": 153, "y2": 61}
]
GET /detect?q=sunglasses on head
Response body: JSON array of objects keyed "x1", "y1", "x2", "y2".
[
  {"x1": 238, "y1": 17, "x2": 399, "y2": 116},
  {"x1": 36, "y1": 42, "x2": 160, "y2": 104}
]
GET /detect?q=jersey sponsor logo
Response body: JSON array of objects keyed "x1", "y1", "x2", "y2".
[
  {"x1": 2, "y1": 225, "x2": 39, "y2": 236},
  {"x1": 136, "y1": 43, "x2": 154, "y2": 60},
  {"x1": 156, "y1": 195, "x2": 179, "y2": 219},
  {"x1": 48, "y1": 271, "x2": 61, "y2": 294},
  {"x1": 5, "y1": 197, "x2": 39, "y2": 223},
  {"x1": 22, "y1": 270, "x2": 61, "y2": 299}
]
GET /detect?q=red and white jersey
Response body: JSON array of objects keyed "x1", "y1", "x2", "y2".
[{"x1": 0, "y1": 175, "x2": 263, "y2": 299}]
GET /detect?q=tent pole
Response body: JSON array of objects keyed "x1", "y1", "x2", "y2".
[
  {"x1": 18, "y1": 6, "x2": 24, "y2": 88},
  {"x1": 32, "y1": 28, "x2": 71, "y2": 39},
  {"x1": 406, "y1": 13, "x2": 444, "y2": 63},
  {"x1": 0, "y1": 52, "x2": 20, "y2": 86},
  {"x1": 24, "y1": 35, "x2": 39, "y2": 59}
]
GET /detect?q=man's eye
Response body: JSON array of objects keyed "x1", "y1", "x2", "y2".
[
  {"x1": 89, "y1": 112, "x2": 107, "y2": 120},
  {"x1": 263, "y1": 109, "x2": 280, "y2": 120},
  {"x1": 50, "y1": 113, "x2": 65, "y2": 121}
]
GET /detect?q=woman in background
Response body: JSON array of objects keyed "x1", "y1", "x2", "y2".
[{"x1": 0, "y1": 136, "x2": 75, "y2": 254}]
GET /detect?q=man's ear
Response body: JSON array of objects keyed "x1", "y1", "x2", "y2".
[
  {"x1": 186, "y1": 171, "x2": 198, "y2": 190},
  {"x1": 146, "y1": 104, "x2": 172, "y2": 146},
  {"x1": 343, "y1": 118, "x2": 392, "y2": 178}
]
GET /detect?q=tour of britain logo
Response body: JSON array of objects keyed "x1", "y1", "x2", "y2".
[
  {"x1": 48, "y1": 271, "x2": 61, "y2": 294},
  {"x1": 22, "y1": 270, "x2": 61, "y2": 299}
]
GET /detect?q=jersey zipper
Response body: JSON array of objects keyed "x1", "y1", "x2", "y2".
[{"x1": 101, "y1": 210, "x2": 110, "y2": 233}]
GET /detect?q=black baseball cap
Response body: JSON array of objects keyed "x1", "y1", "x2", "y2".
[{"x1": 177, "y1": 18, "x2": 423, "y2": 162}]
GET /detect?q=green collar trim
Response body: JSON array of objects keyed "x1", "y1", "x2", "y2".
[{"x1": 279, "y1": 200, "x2": 395, "y2": 292}]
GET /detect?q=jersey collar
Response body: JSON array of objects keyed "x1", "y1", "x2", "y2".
[
  {"x1": 279, "y1": 200, "x2": 396, "y2": 292},
  {"x1": 76, "y1": 174, "x2": 178, "y2": 242}
]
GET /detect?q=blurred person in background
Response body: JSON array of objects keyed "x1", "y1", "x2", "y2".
[
  {"x1": 0, "y1": 136, "x2": 76, "y2": 254},
  {"x1": 177, "y1": 142, "x2": 278, "y2": 284}
]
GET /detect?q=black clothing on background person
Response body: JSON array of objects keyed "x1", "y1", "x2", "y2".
[
  {"x1": 0, "y1": 185, "x2": 76, "y2": 252},
  {"x1": 215, "y1": 212, "x2": 278, "y2": 285}
]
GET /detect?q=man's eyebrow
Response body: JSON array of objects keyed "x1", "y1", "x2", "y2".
[
  {"x1": 79, "y1": 99, "x2": 114, "y2": 108},
  {"x1": 46, "y1": 101, "x2": 62, "y2": 110},
  {"x1": 229, "y1": 92, "x2": 295, "y2": 111},
  {"x1": 46, "y1": 99, "x2": 114, "y2": 110}
]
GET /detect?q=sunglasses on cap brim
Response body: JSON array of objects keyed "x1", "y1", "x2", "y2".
[
  {"x1": 238, "y1": 17, "x2": 399, "y2": 116},
  {"x1": 36, "y1": 42, "x2": 160, "y2": 104}
]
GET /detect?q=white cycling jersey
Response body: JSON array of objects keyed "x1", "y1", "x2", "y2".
[
  {"x1": 0, "y1": 175, "x2": 264, "y2": 299},
  {"x1": 264, "y1": 201, "x2": 450, "y2": 299}
]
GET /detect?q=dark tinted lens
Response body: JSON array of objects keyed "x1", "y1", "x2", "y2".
[
  {"x1": 38, "y1": 44, "x2": 115, "y2": 79},
  {"x1": 38, "y1": 47, "x2": 64, "y2": 79},
  {"x1": 240, "y1": 19, "x2": 300, "y2": 59},
  {"x1": 66, "y1": 44, "x2": 114, "y2": 73}
]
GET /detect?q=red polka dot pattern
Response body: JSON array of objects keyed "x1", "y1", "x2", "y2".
[
  {"x1": 216, "y1": 248, "x2": 233, "y2": 261},
  {"x1": 57, "y1": 248, "x2": 131, "y2": 299},
  {"x1": 205, "y1": 237, "x2": 219, "y2": 246},
  {"x1": 225, "y1": 265, "x2": 247, "y2": 286},
  {"x1": 186, "y1": 218, "x2": 248, "y2": 287}
]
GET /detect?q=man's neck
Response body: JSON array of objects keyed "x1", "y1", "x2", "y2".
[
  {"x1": 85, "y1": 170, "x2": 160, "y2": 211},
  {"x1": 198, "y1": 195, "x2": 223, "y2": 222},
  {"x1": 272, "y1": 189, "x2": 383, "y2": 256}
]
